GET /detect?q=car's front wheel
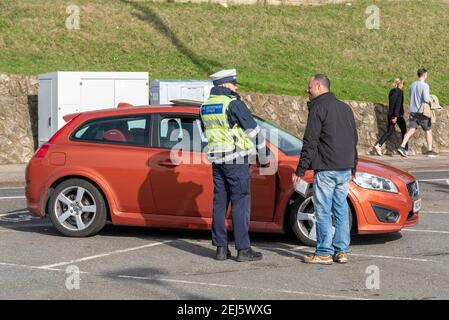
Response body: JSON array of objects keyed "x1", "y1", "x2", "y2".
[
  {"x1": 290, "y1": 190, "x2": 353, "y2": 247},
  {"x1": 48, "y1": 178, "x2": 107, "y2": 237}
]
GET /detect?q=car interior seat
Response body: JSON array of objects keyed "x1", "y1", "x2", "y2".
[
  {"x1": 103, "y1": 129, "x2": 127, "y2": 142},
  {"x1": 103, "y1": 121, "x2": 133, "y2": 142},
  {"x1": 161, "y1": 119, "x2": 181, "y2": 148},
  {"x1": 129, "y1": 128, "x2": 146, "y2": 144}
]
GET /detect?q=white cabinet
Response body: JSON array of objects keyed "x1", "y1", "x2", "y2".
[
  {"x1": 150, "y1": 80, "x2": 213, "y2": 105},
  {"x1": 38, "y1": 72, "x2": 149, "y2": 145}
]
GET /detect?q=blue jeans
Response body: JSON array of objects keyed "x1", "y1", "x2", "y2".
[{"x1": 313, "y1": 169, "x2": 352, "y2": 256}]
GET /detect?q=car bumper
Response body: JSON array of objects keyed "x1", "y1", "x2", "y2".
[
  {"x1": 25, "y1": 158, "x2": 48, "y2": 217},
  {"x1": 350, "y1": 182, "x2": 420, "y2": 234},
  {"x1": 356, "y1": 213, "x2": 419, "y2": 234}
]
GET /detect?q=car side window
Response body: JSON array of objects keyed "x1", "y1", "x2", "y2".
[
  {"x1": 157, "y1": 116, "x2": 207, "y2": 152},
  {"x1": 72, "y1": 116, "x2": 149, "y2": 146}
]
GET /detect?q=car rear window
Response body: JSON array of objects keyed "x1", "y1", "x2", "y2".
[{"x1": 72, "y1": 116, "x2": 149, "y2": 146}]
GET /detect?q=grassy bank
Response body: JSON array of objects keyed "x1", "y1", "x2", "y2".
[{"x1": 0, "y1": 0, "x2": 448, "y2": 105}]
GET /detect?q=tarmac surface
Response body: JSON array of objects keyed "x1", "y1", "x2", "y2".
[{"x1": 0, "y1": 155, "x2": 448, "y2": 300}]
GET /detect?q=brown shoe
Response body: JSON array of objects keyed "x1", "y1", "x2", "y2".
[
  {"x1": 334, "y1": 252, "x2": 349, "y2": 264},
  {"x1": 303, "y1": 254, "x2": 333, "y2": 265}
]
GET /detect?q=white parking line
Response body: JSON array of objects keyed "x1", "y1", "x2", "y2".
[
  {"x1": 0, "y1": 261, "x2": 84, "y2": 272},
  {"x1": 0, "y1": 187, "x2": 24, "y2": 190},
  {"x1": 0, "y1": 211, "x2": 41, "y2": 223},
  {"x1": 0, "y1": 224, "x2": 50, "y2": 232},
  {"x1": 348, "y1": 253, "x2": 439, "y2": 263},
  {"x1": 257, "y1": 246, "x2": 441, "y2": 263},
  {"x1": 0, "y1": 223, "x2": 50, "y2": 229},
  {"x1": 0, "y1": 210, "x2": 30, "y2": 216},
  {"x1": 0, "y1": 261, "x2": 36, "y2": 268},
  {"x1": 418, "y1": 179, "x2": 449, "y2": 183},
  {"x1": 420, "y1": 211, "x2": 449, "y2": 214},
  {"x1": 38, "y1": 240, "x2": 172, "y2": 269},
  {"x1": 257, "y1": 245, "x2": 308, "y2": 252},
  {"x1": 115, "y1": 275, "x2": 370, "y2": 300},
  {"x1": 0, "y1": 196, "x2": 26, "y2": 200},
  {"x1": 402, "y1": 229, "x2": 449, "y2": 235},
  {"x1": 0, "y1": 262, "x2": 369, "y2": 300}
]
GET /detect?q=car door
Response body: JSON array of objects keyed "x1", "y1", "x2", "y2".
[
  {"x1": 70, "y1": 114, "x2": 156, "y2": 214},
  {"x1": 147, "y1": 112, "x2": 278, "y2": 224},
  {"x1": 148, "y1": 113, "x2": 213, "y2": 218},
  {"x1": 249, "y1": 146, "x2": 277, "y2": 222}
]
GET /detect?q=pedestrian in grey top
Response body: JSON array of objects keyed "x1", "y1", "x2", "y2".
[{"x1": 397, "y1": 68, "x2": 439, "y2": 157}]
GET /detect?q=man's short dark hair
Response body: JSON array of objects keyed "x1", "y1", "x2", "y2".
[
  {"x1": 417, "y1": 68, "x2": 427, "y2": 78},
  {"x1": 313, "y1": 74, "x2": 331, "y2": 89}
]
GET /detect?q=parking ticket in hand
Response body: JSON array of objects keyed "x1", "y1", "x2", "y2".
[{"x1": 294, "y1": 177, "x2": 309, "y2": 197}]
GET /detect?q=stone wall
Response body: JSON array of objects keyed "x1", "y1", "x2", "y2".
[
  {"x1": 0, "y1": 74, "x2": 38, "y2": 164},
  {"x1": 0, "y1": 74, "x2": 448, "y2": 164},
  {"x1": 243, "y1": 93, "x2": 449, "y2": 156}
]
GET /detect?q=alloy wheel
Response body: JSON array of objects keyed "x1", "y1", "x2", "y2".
[{"x1": 54, "y1": 186, "x2": 97, "y2": 231}]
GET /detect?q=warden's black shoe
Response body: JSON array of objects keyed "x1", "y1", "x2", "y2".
[
  {"x1": 236, "y1": 247, "x2": 263, "y2": 262},
  {"x1": 215, "y1": 246, "x2": 232, "y2": 261}
]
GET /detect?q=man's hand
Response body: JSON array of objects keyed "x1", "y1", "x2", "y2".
[
  {"x1": 391, "y1": 117, "x2": 397, "y2": 124},
  {"x1": 292, "y1": 173, "x2": 301, "y2": 186}
]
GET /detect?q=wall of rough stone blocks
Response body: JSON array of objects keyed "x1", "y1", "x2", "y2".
[
  {"x1": 0, "y1": 73, "x2": 448, "y2": 164},
  {"x1": 0, "y1": 74, "x2": 38, "y2": 165},
  {"x1": 242, "y1": 93, "x2": 449, "y2": 157}
]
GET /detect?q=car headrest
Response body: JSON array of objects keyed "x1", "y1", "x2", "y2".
[{"x1": 103, "y1": 129, "x2": 127, "y2": 142}]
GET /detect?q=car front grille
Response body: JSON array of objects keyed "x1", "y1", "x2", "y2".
[{"x1": 406, "y1": 181, "x2": 420, "y2": 199}]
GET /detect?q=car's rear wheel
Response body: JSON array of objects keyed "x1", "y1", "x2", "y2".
[
  {"x1": 290, "y1": 190, "x2": 353, "y2": 247},
  {"x1": 48, "y1": 178, "x2": 107, "y2": 237}
]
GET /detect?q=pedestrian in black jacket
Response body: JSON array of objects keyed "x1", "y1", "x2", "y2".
[
  {"x1": 292, "y1": 74, "x2": 358, "y2": 265},
  {"x1": 373, "y1": 78, "x2": 409, "y2": 156}
]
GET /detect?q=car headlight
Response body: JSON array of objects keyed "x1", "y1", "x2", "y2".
[{"x1": 353, "y1": 172, "x2": 398, "y2": 193}]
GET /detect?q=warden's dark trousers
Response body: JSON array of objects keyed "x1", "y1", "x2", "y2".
[{"x1": 211, "y1": 163, "x2": 251, "y2": 251}]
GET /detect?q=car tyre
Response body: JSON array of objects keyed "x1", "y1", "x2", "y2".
[
  {"x1": 290, "y1": 190, "x2": 353, "y2": 247},
  {"x1": 48, "y1": 178, "x2": 107, "y2": 237}
]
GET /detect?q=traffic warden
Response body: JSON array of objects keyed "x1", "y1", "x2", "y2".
[{"x1": 200, "y1": 69, "x2": 268, "y2": 262}]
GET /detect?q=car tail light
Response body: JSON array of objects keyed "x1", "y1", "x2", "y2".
[
  {"x1": 34, "y1": 143, "x2": 50, "y2": 158},
  {"x1": 33, "y1": 114, "x2": 81, "y2": 159}
]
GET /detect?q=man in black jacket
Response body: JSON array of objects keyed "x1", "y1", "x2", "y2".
[{"x1": 292, "y1": 74, "x2": 358, "y2": 265}]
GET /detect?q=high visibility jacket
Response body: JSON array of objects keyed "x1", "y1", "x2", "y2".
[{"x1": 200, "y1": 95, "x2": 254, "y2": 162}]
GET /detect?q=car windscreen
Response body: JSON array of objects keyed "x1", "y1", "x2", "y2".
[{"x1": 254, "y1": 116, "x2": 303, "y2": 156}]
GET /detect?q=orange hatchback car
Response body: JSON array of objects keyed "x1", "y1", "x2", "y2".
[{"x1": 26, "y1": 104, "x2": 420, "y2": 246}]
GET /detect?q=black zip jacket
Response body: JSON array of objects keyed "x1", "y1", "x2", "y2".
[
  {"x1": 295, "y1": 92, "x2": 358, "y2": 176},
  {"x1": 387, "y1": 87, "x2": 404, "y2": 118}
]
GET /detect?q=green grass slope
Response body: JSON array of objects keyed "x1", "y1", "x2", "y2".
[{"x1": 0, "y1": 0, "x2": 448, "y2": 105}]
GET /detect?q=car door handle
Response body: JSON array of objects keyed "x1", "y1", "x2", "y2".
[{"x1": 157, "y1": 160, "x2": 179, "y2": 167}]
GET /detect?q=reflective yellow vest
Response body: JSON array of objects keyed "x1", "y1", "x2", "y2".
[{"x1": 200, "y1": 95, "x2": 254, "y2": 161}]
